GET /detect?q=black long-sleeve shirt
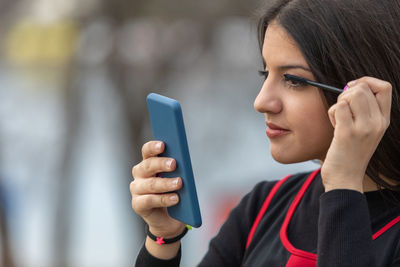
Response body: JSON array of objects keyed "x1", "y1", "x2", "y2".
[{"x1": 135, "y1": 170, "x2": 400, "y2": 266}]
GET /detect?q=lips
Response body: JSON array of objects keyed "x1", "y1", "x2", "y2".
[{"x1": 266, "y1": 122, "x2": 290, "y2": 138}]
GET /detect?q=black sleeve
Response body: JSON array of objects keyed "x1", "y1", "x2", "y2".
[
  {"x1": 317, "y1": 189, "x2": 374, "y2": 267},
  {"x1": 135, "y1": 243, "x2": 181, "y2": 267},
  {"x1": 391, "y1": 239, "x2": 400, "y2": 266},
  {"x1": 197, "y1": 181, "x2": 276, "y2": 267}
]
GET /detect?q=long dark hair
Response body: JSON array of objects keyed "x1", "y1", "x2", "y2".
[{"x1": 257, "y1": 0, "x2": 400, "y2": 190}]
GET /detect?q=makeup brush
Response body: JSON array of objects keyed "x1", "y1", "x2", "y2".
[{"x1": 284, "y1": 74, "x2": 344, "y2": 94}]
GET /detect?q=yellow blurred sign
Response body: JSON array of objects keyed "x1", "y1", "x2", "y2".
[{"x1": 5, "y1": 19, "x2": 79, "y2": 66}]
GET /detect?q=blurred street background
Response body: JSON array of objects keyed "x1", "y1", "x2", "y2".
[{"x1": 0, "y1": 0, "x2": 318, "y2": 266}]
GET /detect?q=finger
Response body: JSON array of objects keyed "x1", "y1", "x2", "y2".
[
  {"x1": 132, "y1": 193, "x2": 180, "y2": 213},
  {"x1": 340, "y1": 83, "x2": 373, "y2": 125},
  {"x1": 132, "y1": 157, "x2": 176, "y2": 178},
  {"x1": 328, "y1": 104, "x2": 337, "y2": 128},
  {"x1": 142, "y1": 141, "x2": 165, "y2": 160},
  {"x1": 335, "y1": 100, "x2": 353, "y2": 130},
  {"x1": 356, "y1": 82, "x2": 383, "y2": 124},
  {"x1": 131, "y1": 177, "x2": 182, "y2": 195},
  {"x1": 350, "y1": 77, "x2": 392, "y2": 122}
]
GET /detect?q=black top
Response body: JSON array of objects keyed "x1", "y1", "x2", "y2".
[{"x1": 135, "y1": 170, "x2": 400, "y2": 266}]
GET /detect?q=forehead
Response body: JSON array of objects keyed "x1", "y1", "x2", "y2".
[{"x1": 262, "y1": 23, "x2": 307, "y2": 68}]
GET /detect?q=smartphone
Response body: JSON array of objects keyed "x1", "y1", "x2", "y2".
[{"x1": 146, "y1": 93, "x2": 202, "y2": 228}]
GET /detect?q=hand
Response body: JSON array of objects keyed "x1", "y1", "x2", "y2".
[
  {"x1": 130, "y1": 141, "x2": 186, "y2": 238},
  {"x1": 321, "y1": 77, "x2": 392, "y2": 192}
]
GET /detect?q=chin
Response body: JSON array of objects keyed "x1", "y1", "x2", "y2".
[
  {"x1": 270, "y1": 149, "x2": 316, "y2": 164},
  {"x1": 272, "y1": 155, "x2": 304, "y2": 164}
]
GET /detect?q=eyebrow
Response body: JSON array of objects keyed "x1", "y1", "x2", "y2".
[{"x1": 262, "y1": 58, "x2": 312, "y2": 73}]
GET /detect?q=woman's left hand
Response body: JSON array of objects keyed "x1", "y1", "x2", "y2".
[{"x1": 321, "y1": 77, "x2": 392, "y2": 192}]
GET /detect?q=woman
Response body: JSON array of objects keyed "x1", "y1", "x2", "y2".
[{"x1": 131, "y1": 0, "x2": 400, "y2": 265}]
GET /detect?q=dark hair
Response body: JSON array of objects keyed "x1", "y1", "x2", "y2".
[{"x1": 257, "y1": 0, "x2": 400, "y2": 190}]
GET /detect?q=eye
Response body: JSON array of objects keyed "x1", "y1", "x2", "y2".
[
  {"x1": 283, "y1": 74, "x2": 306, "y2": 88},
  {"x1": 258, "y1": 70, "x2": 269, "y2": 81}
]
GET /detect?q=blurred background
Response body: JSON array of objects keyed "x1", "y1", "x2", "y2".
[{"x1": 0, "y1": 0, "x2": 319, "y2": 266}]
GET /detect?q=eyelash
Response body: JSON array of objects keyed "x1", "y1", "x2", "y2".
[{"x1": 258, "y1": 70, "x2": 306, "y2": 88}]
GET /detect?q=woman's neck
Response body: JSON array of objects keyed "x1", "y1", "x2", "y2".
[{"x1": 363, "y1": 175, "x2": 379, "y2": 192}]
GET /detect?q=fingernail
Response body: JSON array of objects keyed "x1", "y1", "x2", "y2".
[
  {"x1": 347, "y1": 80, "x2": 357, "y2": 87},
  {"x1": 155, "y1": 142, "x2": 162, "y2": 151},
  {"x1": 166, "y1": 159, "x2": 173, "y2": 169},
  {"x1": 343, "y1": 84, "x2": 349, "y2": 91},
  {"x1": 169, "y1": 195, "x2": 178, "y2": 203},
  {"x1": 169, "y1": 178, "x2": 179, "y2": 189}
]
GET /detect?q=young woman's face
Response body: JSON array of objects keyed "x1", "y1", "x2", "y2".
[{"x1": 254, "y1": 22, "x2": 334, "y2": 163}]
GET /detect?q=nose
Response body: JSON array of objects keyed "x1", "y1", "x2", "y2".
[{"x1": 253, "y1": 79, "x2": 283, "y2": 114}]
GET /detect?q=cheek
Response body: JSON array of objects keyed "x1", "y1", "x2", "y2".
[
  {"x1": 288, "y1": 90, "x2": 332, "y2": 129},
  {"x1": 288, "y1": 95, "x2": 334, "y2": 158},
  {"x1": 301, "y1": 112, "x2": 333, "y2": 144}
]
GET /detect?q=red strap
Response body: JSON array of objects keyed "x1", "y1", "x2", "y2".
[
  {"x1": 245, "y1": 168, "x2": 400, "y2": 259},
  {"x1": 245, "y1": 174, "x2": 291, "y2": 250},
  {"x1": 286, "y1": 254, "x2": 317, "y2": 267},
  {"x1": 373, "y1": 215, "x2": 400, "y2": 240},
  {"x1": 280, "y1": 169, "x2": 320, "y2": 261}
]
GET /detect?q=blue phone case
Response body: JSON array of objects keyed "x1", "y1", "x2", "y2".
[{"x1": 146, "y1": 93, "x2": 202, "y2": 228}]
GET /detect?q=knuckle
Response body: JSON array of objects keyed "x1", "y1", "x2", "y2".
[
  {"x1": 131, "y1": 196, "x2": 140, "y2": 212},
  {"x1": 337, "y1": 100, "x2": 347, "y2": 109},
  {"x1": 129, "y1": 181, "x2": 135, "y2": 194},
  {"x1": 148, "y1": 178, "x2": 158, "y2": 192},
  {"x1": 328, "y1": 105, "x2": 336, "y2": 115},
  {"x1": 143, "y1": 195, "x2": 154, "y2": 208},
  {"x1": 353, "y1": 81, "x2": 369, "y2": 93},
  {"x1": 357, "y1": 81, "x2": 368, "y2": 88},
  {"x1": 142, "y1": 159, "x2": 152, "y2": 173},
  {"x1": 355, "y1": 87, "x2": 367, "y2": 97},
  {"x1": 161, "y1": 195, "x2": 171, "y2": 207},
  {"x1": 337, "y1": 92, "x2": 346, "y2": 102},
  {"x1": 132, "y1": 165, "x2": 138, "y2": 177},
  {"x1": 347, "y1": 87, "x2": 365, "y2": 100},
  {"x1": 383, "y1": 81, "x2": 392, "y2": 91},
  {"x1": 357, "y1": 76, "x2": 368, "y2": 81}
]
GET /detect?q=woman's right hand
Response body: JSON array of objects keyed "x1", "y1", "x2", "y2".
[{"x1": 130, "y1": 141, "x2": 186, "y2": 238}]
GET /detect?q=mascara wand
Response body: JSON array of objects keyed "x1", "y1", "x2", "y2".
[{"x1": 284, "y1": 74, "x2": 344, "y2": 94}]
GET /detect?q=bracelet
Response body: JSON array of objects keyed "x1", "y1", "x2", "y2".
[{"x1": 145, "y1": 224, "x2": 190, "y2": 245}]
